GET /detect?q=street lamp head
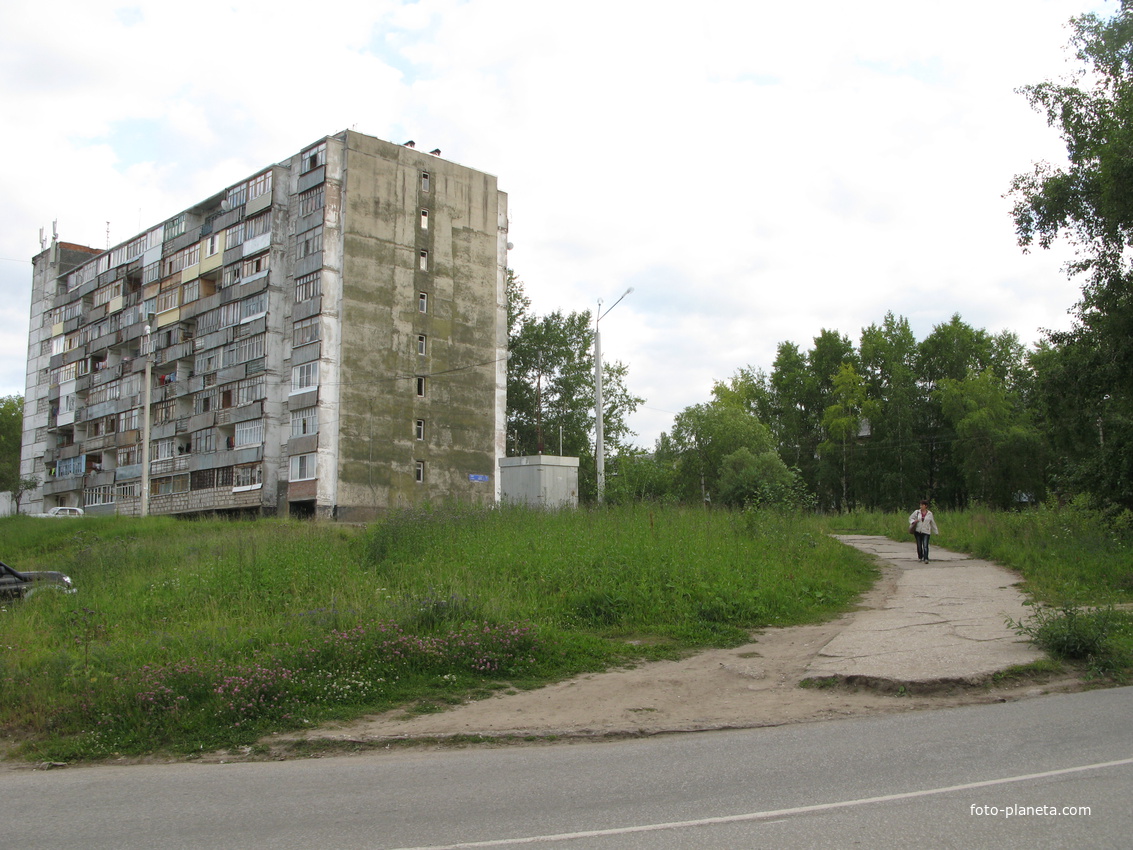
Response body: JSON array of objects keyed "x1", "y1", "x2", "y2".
[{"x1": 596, "y1": 287, "x2": 634, "y2": 325}]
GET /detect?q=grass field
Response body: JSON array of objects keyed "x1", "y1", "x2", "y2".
[
  {"x1": 1, "y1": 505, "x2": 875, "y2": 761},
  {"x1": 3, "y1": 502, "x2": 1129, "y2": 762}
]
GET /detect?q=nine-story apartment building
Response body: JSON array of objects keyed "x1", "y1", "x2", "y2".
[{"x1": 20, "y1": 131, "x2": 508, "y2": 521}]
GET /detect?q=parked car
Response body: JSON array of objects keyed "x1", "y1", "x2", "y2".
[
  {"x1": 0, "y1": 561, "x2": 75, "y2": 599},
  {"x1": 30, "y1": 506, "x2": 85, "y2": 518}
]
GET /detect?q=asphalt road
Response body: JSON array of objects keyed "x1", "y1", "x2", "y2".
[{"x1": 4, "y1": 687, "x2": 1131, "y2": 849}]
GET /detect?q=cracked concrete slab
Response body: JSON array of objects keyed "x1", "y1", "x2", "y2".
[{"x1": 805, "y1": 535, "x2": 1044, "y2": 685}]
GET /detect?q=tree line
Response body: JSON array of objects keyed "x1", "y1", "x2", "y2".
[
  {"x1": 604, "y1": 313, "x2": 1045, "y2": 512},
  {"x1": 509, "y1": 4, "x2": 1133, "y2": 515}
]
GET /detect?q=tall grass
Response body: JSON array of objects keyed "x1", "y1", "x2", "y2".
[
  {"x1": 0, "y1": 506, "x2": 874, "y2": 761},
  {"x1": 824, "y1": 501, "x2": 1133, "y2": 605}
]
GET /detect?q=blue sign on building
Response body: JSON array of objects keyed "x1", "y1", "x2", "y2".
[{"x1": 468, "y1": 474, "x2": 490, "y2": 483}]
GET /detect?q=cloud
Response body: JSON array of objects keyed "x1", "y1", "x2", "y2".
[{"x1": 0, "y1": 0, "x2": 1113, "y2": 451}]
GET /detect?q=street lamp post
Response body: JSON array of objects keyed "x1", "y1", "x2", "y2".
[
  {"x1": 140, "y1": 317, "x2": 154, "y2": 517},
  {"x1": 594, "y1": 287, "x2": 633, "y2": 504}
]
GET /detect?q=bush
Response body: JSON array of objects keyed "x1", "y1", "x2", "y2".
[{"x1": 1009, "y1": 603, "x2": 1130, "y2": 675}]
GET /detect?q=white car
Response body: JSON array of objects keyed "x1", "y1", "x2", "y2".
[{"x1": 31, "y1": 506, "x2": 85, "y2": 518}]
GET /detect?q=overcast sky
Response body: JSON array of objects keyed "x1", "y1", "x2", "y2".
[{"x1": 0, "y1": 0, "x2": 1111, "y2": 449}]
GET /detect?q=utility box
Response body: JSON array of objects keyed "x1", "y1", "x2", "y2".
[{"x1": 499, "y1": 455, "x2": 579, "y2": 509}]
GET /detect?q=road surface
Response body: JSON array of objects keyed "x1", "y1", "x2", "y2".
[{"x1": 4, "y1": 687, "x2": 1131, "y2": 849}]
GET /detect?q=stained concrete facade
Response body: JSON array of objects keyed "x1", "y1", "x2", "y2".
[{"x1": 20, "y1": 131, "x2": 507, "y2": 520}]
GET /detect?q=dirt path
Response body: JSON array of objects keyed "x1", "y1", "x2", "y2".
[{"x1": 284, "y1": 561, "x2": 1080, "y2": 748}]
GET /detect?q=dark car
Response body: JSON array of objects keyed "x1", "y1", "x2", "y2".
[{"x1": 0, "y1": 561, "x2": 75, "y2": 599}]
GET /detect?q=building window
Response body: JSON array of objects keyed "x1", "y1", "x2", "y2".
[
  {"x1": 420, "y1": 172, "x2": 430, "y2": 192},
  {"x1": 242, "y1": 252, "x2": 269, "y2": 277},
  {"x1": 84, "y1": 485, "x2": 115, "y2": 507},
  {"x1": 298, "y1": 186, "x2": 325, "y2": 217},
  {"x1": 222, "y1": 264, "x2": 242, "y2": 289},
  {"x1": 192, "y1": 429, "x2": 217, "y2": 454},
  {"x1": 295, "y1": 271, "x2": 321, "y2": 302},
  {"x1": 191, "y1": 469, "x2": 216, "y2": 490},
  {"x1": 419, "y1": 250, "x2": 428, "y2": 271},
  {"x1": 236, "y1": 375, "x2": 266, "y2": 405},
  {"x1": 234, "y1": 463, "x2": 263, "y2": 489},
  {"x1": 297, "y1": 227, "x2": 323, "y2": 259},
  {"x1": 418, "y1": 292, "x2": 428, "y2": 313},
  {"x1": 241, "y1": 292, "x2": 267, "y2": 321},
  {"x1": 417, "y1": 334, "x2": 427, "y2": 356},
  {"x1": 226, "y1": 221, "x2": 245, "y2": 248},
  {"x1": 156, "y1": 288, "x2": 180, "y2": 313},
  {"x1": 194, "y1": 350, "x2": 219, "y2": 377},
  {"x1": 116, "y1": 481, "x2": 140, "y2": 500},
  {"x1": 293, "y1": 316, "x2": 320, "y2": 347},
  {"x1": 227, "y1": 182, "x2": 247, "y2": 209},
  {"x1": 205, "y1": 233, "x2": 222, "y2": 258},
  {"x1": 415, "y1": 460, "x2": 425, "y2": 483},
  {"x1": 248, "y1": 170, "x2": 272, "y2": 200},
  {"x1": 290, "y1": 453, "x2": 317, "y2": 481},
  {"x1": 223, "y1": 334, "x2": 265, "y2": 367},
  {"x1": 234, "y1": 418, "x2": 264, "y2": 448},
  {"x1": 415, "y1": 419, "x2": 425, "y2": 440},
  {"x1": 163, "y1": 215, "x2": 186, "y2": 242},
  {"x1": 416, "y1": 376, "x2": 426, "y2": 397},
  {"x1": 245, "y1": 212, "x2": 272, "y2": 240},
  {"x1": 118, "y1": 408, "x2": 140, "y2": 432},
  {"x1": 420, "y1": 209, "x2": 429, "y2": 230},
  {"x1": 291, "y1": 406, "x2": 318, "y2": 437},
  {"x1": 292, "y1": 361, "x2": 319, "y2": 393},
  {"x1": 302, "y1": 142, "x2": 326, "y2": 174},
  {"x1": 154, "y1": 400, "x2": 176, "y2": 424}
]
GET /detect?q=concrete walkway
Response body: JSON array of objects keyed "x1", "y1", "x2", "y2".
[{"x1": 806, "y1": 535, "x2": 1044, "y2": 686}]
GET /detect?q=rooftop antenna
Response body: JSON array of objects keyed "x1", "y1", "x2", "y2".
[
  {"x1": 39, "y1": 227, "x2": 46, "y2": 251},
  {"x1": 52, "y1": 220, "x2": 58, "y2": 240},
  {"x1": 106, "y1": 221, "x2": 111, "y2": 250}
]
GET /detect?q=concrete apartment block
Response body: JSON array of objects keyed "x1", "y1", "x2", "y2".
[{"x1": 20, "y1": 131, "x2": 507, "y2": 521}]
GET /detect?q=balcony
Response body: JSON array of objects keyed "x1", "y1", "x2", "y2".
[
  {"x1": 82, "y1": 433, "x2": 117, "y2": 452},
  {"x1": 150, "y1": 455, "x2": 190, "y2": 476}
]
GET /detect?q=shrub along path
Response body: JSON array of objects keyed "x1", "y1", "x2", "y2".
[{"x1": 275, "y1": 536, "x2": 1066, "y2": 748}]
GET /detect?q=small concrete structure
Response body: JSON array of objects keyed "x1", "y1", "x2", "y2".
[{"x1": 499, "y1": 455, "x2": 578, "y2": 509}]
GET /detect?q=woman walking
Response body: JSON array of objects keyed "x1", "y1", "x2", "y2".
[{"x1": 908, "y1": 500, "x2": 939, "y2": 563}]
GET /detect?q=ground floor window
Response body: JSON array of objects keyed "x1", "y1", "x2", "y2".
[{"x1": 290, "y1": 453, "x2": 316, "y2": 481}]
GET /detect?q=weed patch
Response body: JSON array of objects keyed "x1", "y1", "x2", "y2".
[
  {"x1": 1009, "y1": 604, "x2": 1133, "y2": 678},
  {"x1": 0, "y1": 506, "x2": 877, "y2": 760}
]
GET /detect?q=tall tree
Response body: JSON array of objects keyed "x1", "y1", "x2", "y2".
[
  {"x1": 0, "y1": 395, "x2": 24, "y2": 497},
  {"x1": 818, "y1": 363, "x2": 877, "y2": 511},
  {"x1": 1009, "y1": 3, "x2": 1133, "y2": 509},
  {"x1": 936, "y1": 371, "x2": 1046, "y2": 508},
  {"x1": 505, "y1": 271, "x2": 642, "y2": 499},
  {"x1": 858, "y1": 313, "x2": 926, "y2": 510},
  {"x1": 658, "y1": 401, "x2": 793, "y2": 505}
]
